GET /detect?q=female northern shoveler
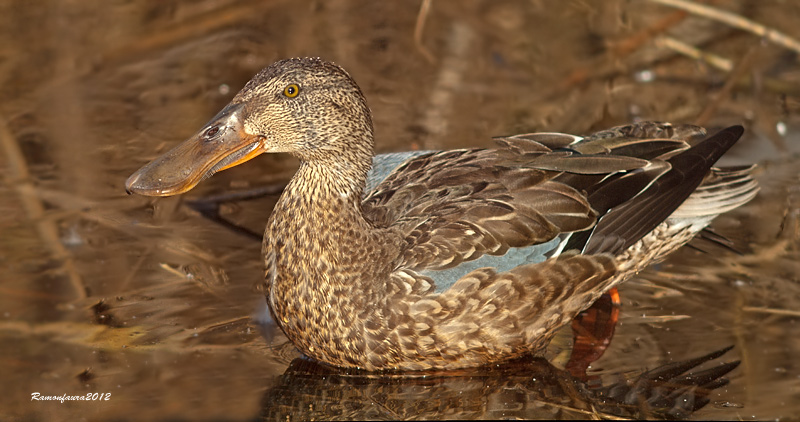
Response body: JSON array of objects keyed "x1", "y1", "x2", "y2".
[{"x1": 126, "y1": 57, "x2": 758, "y2": 371}]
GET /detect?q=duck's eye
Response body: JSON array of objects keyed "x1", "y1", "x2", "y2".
[{"x1": 283, "y1": 84, "x2": 300, "y2": 98}]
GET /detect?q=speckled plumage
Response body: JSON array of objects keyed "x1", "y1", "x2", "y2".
[{"x1": 127, "y1": 57, "x2": 759, "y2": 371}]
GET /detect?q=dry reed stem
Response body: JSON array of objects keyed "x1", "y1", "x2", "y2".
[
  {"x1": 655, "y1": 35, "x2": 733, "y2": 72},
  {"x1": 36, "y1": 0, "x2": 278, "y2": 93},
  {"x1": 414, "y1": 0, "x2": 436, "y2": 64},
  {"x1": 742, "y1": 306, "x2": 800, "y2": 317},
  {"x1": 611, "y1": 9, "x2": 689, "y2": 56},
  {"x1": 543, "y1": 9, "x2": 690, "y2": 101},
  {"x1": 733, "y1": 288, "x2": 753, "y2": 408},
  {"x1": 548, "y1": 2, "x2": 799, "y2": 103},
  {"x1": 420, "y1": 21, "x2": 473, "y2": 149},
  {"x1": 648, "y1": 0, "x2": 800, "y2": 54},
  {"x1": 633, "y1": 314, "x2": 692, "y2": 323},
  {"x1": 534, "y1": 401, "x2": 631, "y2": 420},
  {"x1": 0, "y1": 115, "x2": 86, "y2": 299},
  {"x1": 694, "y1": 43, "x2": 760, "y2": 126},
  {"x1": 100, "y1": 0, "x2": 276, "y2": 65},
  {"x1": 118, "y1": 248, "x2": 150, "y2": 292}
]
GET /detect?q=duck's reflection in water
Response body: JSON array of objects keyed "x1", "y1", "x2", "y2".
[{"x1": 259, "y1": 346, "x2": 738, "y2": 420}]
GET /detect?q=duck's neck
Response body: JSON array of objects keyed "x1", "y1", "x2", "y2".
[{"x1": 263, "y1": 157, "x2": 400, "y2": 329}]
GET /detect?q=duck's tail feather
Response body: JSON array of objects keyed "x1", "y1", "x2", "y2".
[{"x1": 670, "y1": 164, "x2": 759, "y2": 221}]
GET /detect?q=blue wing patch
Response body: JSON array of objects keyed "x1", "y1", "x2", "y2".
[
  {"x1": 365, "y1": 151, "x2": 435, "y2": 196},
  {"x1": 422, "y1": 236, "x2": 564, "y2": 293}
]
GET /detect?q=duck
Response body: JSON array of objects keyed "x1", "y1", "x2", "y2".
[{"x1": 126, "y1": 57, "x2": 759, "y2": 371}]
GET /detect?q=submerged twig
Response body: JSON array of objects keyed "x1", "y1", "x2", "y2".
[{"x1": 0, "y1": 115, "x2": 86, "y2": 299}]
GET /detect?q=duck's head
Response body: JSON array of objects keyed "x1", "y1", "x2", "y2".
[{"x1": 126, "y1": 58, "x2": 375, "y2": 196}]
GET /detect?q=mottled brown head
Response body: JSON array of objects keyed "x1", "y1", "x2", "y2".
[{"x1": 126, "y1": 57, "x2": 375, "y2": 196}]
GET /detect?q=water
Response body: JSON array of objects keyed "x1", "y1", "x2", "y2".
[{"x1": 1, "y1": 1, "x2": 799, "y2": 420}]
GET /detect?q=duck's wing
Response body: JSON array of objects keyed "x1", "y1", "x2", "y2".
[{"x1": 363, "y1": 122, "x2": 737, "y2": 292}]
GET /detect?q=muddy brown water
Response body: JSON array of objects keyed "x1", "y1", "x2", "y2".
[{"x1": 1, "y1": 1, "x2": 799, "y2": 420}]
